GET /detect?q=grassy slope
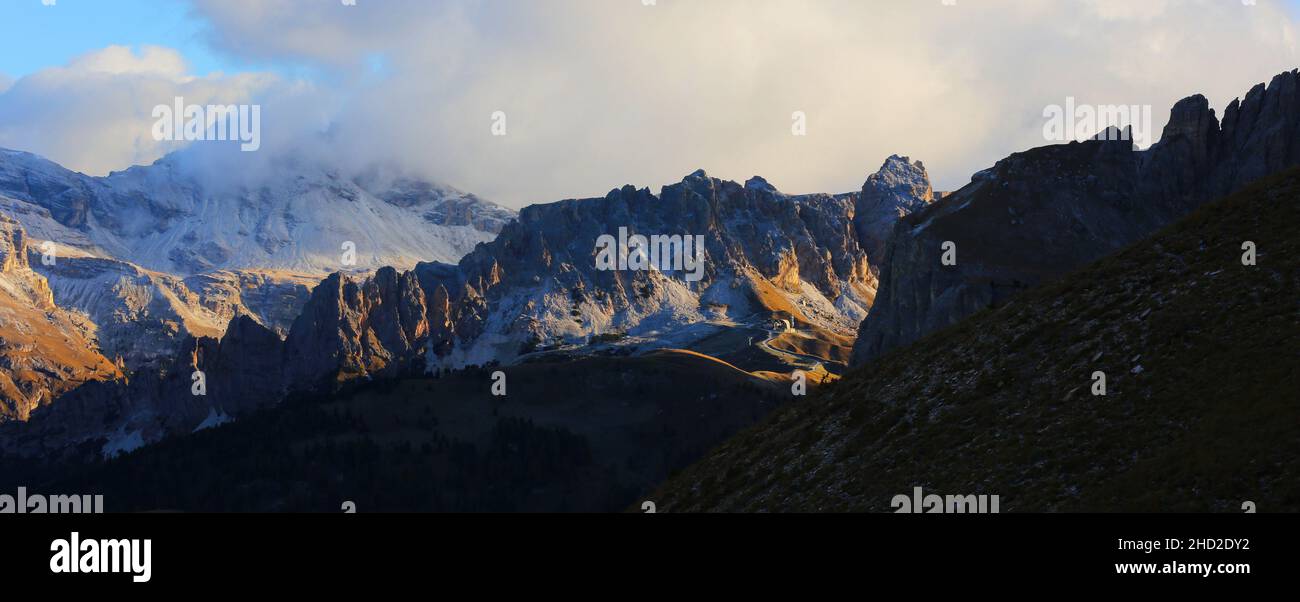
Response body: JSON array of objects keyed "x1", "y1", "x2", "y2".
[
  {"x1": 767, "y1": 330, "x2": 854, "y2": 365},
  {"x1": 651, "y1": 168, "x2": 1300, "y2": 512}
]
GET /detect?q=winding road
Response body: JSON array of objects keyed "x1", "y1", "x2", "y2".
[{"x1": 750, "y1": 325, "x2": 827, "y2": 373}]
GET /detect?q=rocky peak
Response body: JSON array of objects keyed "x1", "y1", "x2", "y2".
[
  {"x1": 744, "y1": 176, "x2": 779, "y2": 193},
  {"x1": 397, "y1": 165, "x2": 914, "y2": 367},
  {"x1": 0, "y1": 214, "x2": 31, "y2": 273},
  {"x1": 1209, "y1": 69, "x2": 1300, "y2": 196},
  {"x1": 282, "y1": 267, "x2": 435, "y2": 390},
  {"x1": 854, "y1": 155, "x2": 935, "y2": 270},
  {"x1": 0, "y1": 215, "x2": 54, "y2": 309},
  {"x1": 851, "y1": 70, "x2": 1300, "y2": 367},
  {"x1": 363, "y1": 266, "x2": 430, "y2": 354},
  {"x1": 1161, "y1": 95, "x2": 1218, "y2": 145},
  {"x1": 866, "y1": 155, "x2": 932, "y2": 196},
  {"x1": 1155, "y1": 94, "x2": 1220, "y2": 175}
]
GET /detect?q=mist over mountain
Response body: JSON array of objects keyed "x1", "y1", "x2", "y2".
[
  {"x1": 8, "y1": 4, "x2": 1300, "y2": 590},
  {"x1": 3, "y1": 63, "x2": 1299, "y2": 522},
  {"x1": 0, "y1": 153, "x2": 934, "y2": 458},
  {"x1": 0, "y1": 146, "x2": 514, "y2": 276}
]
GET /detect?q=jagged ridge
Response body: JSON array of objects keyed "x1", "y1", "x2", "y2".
[
  {"x1": 852, "y1": 69, "x2": 1300, "y2": 366},
  {"x1": 653, "y1": 166, "x2": 1300, "y2": 512}
]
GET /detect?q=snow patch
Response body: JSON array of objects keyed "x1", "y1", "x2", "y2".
[
  {"x1": 101, "y1": 427, "x2": 145, "y2": 458},
  {"x1": 193, "y1": 407, "x2": 233, "y2": 432}
]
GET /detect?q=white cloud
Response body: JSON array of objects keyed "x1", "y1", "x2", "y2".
[
  {"x1": 6, "y1": 1, "x2": 1299, "y2": 205},
  {"x1": 0, "y1": 45, "x2": 275, "y2": 176},
  {"x1": 64, "y1": 45, "x2": 191, "y2": 78},
  {"x1": 183, "y1": 0, "x2": 1300, "y2": 204}
]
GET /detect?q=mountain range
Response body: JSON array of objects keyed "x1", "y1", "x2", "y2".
[
  {"x1": 0, "y1": 148, "x2": 934, "y2": 458},
  {"x1": 1, "y1": 70, "x2": 1298, "y2": 513}
]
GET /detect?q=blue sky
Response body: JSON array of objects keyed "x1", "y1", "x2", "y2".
[{"x1": 0, "y1": 0, "x2": 244, "y2": 78}]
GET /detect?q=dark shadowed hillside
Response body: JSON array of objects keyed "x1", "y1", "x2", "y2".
[
  {"x1": 0, "y1": 349, "x2": 799, "y2": 512},
  {"x1": 652, "y1": 167, "x2": 1300, "y2": 513}
]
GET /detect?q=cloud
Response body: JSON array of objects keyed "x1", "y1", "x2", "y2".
[
  {"x1": 8, "y1": 1, "x2": 1300, "y2": 206},
  {"x1": 180, "y1": 0, "x2": 1300, "y2": 205},
  {"x1": 64, "y1": 45, "x2": 190, "y2": 78},
  {"x1": 0, "y1": 45, "x2": 276, "y2": 176}
]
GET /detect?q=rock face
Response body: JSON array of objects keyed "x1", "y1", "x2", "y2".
[
  {"x1": 0, "y1": 158, "x2": 931, "y2": 455},
  {"x1": 0, "y1": 131, "x2": 938, "y2": 453},
  {"x1": 0, "y1": 215, "x2": 120, "y2": 420},
  {"x1": 0, "y1": 142, "x2": 502, "y2": 375},
  {"x1": 0, "y1": 215, "x2": 36, "y2": 275},
  {"x1": 851, "y1": 70, "x2": 1300, "y2": 366},
  {"x1": 32, "y1": 250, "x2": 314, "y2": 367},
  {"x1": 186, "y1": 314, "x2": 286, "y2": 420},
  {"x1": 183, "y1": 269, "x2": 317, "y2": 338},
  {"x1": 282, "y1": 267, "x2": 429, "y2": 390},
  {"x1": 0, "y1": 147, "x2": 515, "y2": 275},
  {"x1": 1, "y1": 313, "x2": 286, "y2": 458},
  {"x1": 277, "y1": 164, "x2": 929, "y2": 380},
  {"x1": 413, "y1": 166, "x2": 925, "y2": 368},
  {"x1": 854, "y1": 155, "x2": 935, "y2": 270}
]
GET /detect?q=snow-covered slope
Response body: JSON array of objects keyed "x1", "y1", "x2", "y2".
[
  {"x1": 0, "y1": 158, "x2": 929, "y2": 454},
  {"x1": 0, "y1": 147, "x2": 515, "y2": 275},
  {"x1": 30, "y1": 240, "x2": 316, "y2": 367},
  {"x1": 409, "y1": 166, "x2": 926, "y2": 370}
]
